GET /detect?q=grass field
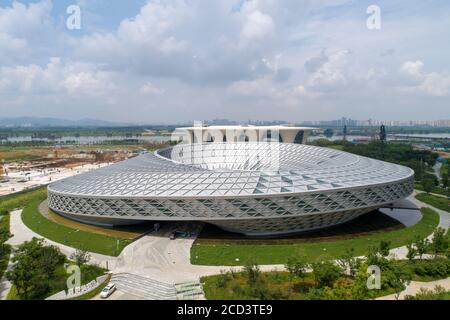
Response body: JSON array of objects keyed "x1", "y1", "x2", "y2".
[
  {"x1": 191, "y1": 208, "x2": 439, "y2": 266},
  {"x1": 0, "y1": 187, "x2": 48, "y2": 214},
  {"x1": 414, "y1": 183, "x2": 450, "y2": 197},
  {"x1": 0, "y1": 146, "x2": 52, "y2": 162},
  {"x1": 22, "y1": 194, "x2": 130, "y2": 256},
  {"x1": 416, "y1": 193, "x2": 449, "y2": 212},
  {"x1": 0, "y1": 144, "x2": 156, "y2": 163},
  {"x1": 45, "y1": 206, "x2": 148, "y2": 240},
  {"x1": 195, "y1": 210, "x2": 404, "y2": 245},
  {"x1": 2, "y1": 187, "x2": 137, "y2": 256}
]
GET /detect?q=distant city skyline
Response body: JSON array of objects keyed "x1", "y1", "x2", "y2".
[
  {"x1": 0, "y1": 1, "x2": 449, "y2": 122},
  {"x1": 1, "y1": 116, "x2": 450, "y2": 128}
]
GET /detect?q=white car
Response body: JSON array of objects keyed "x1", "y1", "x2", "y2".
[{"x1": 100, "y1": 283, "x2": 116, "y2": 299}]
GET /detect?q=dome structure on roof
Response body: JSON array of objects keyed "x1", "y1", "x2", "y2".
[{"x1": 48, "y1": 142, "x2": 414, "y2": 236}]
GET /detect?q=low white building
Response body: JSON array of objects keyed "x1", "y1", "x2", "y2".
[{"x1": 175, "y1": 125, "x2": 315, "y2": 145}]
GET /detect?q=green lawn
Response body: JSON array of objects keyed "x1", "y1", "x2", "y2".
[
  {"x1": 416, "y1": 193, "x2": 449, "y2": 212},
  {"x1": 0, "y1": 187, "x2": 47, "y2": 214},
  {"x1": 192, "y1": 208, "x2": 439, "y2": 266},
  {"x1": 21, "y1": 194, "x2": 130, "y2": 256},
  {"x1": 414, "y1": 183, "x2": 450, "y2": 197}
]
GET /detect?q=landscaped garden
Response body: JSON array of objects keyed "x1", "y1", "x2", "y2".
[
  {"x1": 201, "y1": 234, "x2": 450, "y2": 300},
  {"x1": 6, "y1": 238, "x2": 106, "y2": 300},
  {"x1": 192, "y1": 208, "x2": 439, "y2": 266}
]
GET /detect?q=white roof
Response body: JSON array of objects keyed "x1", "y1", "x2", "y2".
[
  {"x1": 178, "y1": 125, "x2": 316, "y2": 131},
  {"x1": 48, "y1": 143, "x2": 413, "y2": 198}
]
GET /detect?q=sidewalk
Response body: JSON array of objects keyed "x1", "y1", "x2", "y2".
[
  {"x1": 377, "y1": 277, "x2": 450, "y2": 300},
  {"x1": 6, "y1": 210, "x2": 115, "y2": 268}
]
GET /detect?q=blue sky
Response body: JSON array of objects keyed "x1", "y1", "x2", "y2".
[{"x1": 0, "y1": 0, "x2": 449, "y2": 123}]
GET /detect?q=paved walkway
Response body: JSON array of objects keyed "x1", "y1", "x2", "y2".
[
  {"x1": 6, "y1": 210, "x2": 114, "y2": 267},
  {"x1": 377, "y1": 277, "x2": 450, "y2": 300}
]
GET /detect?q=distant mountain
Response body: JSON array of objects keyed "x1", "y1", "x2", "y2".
[{"x1": 0, "y1": 117, "x2": 134, "y2": 128}]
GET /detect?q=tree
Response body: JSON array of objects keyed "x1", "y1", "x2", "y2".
[
  {"x1": 414, "y1": 236, "x2": 430, "y2": 260},
  {"x1": 379, "y1": 240, "x2": 391, "y2": 257},
  {"x1": 430, "y1": 228, "x2": 449, "y2": 257},
  {"x1": 337, "y1": 248, "x2": 361, "y2": 277},
  {"x1": 6, "y1": 238, "x2": 65, "y2": 300},
  {"x1": 366, "y1": 241, "x2": 392, "y2": 269},
  {"x1": 70, "y1": 248, "x2": 90, "y2": 266},
  {"x1": 406, "y1": 242, "x2": 417, "y2": 262},
  {"x1": 285, "y1": 257, "x2": 308, "y2": 281},
  {"x1": 379, "y1": 125, "x2": 387, "y2": 143},
  {"x1": 343, "y1": 125, "x2": 348, "y2": 141},
  {"x1": 422, "y1": 178, "x2": 435, "y2": 193},
  {"x1": 324, "y1": 129, "x2": 334, "y2": 138},
  {"x1": 311, "y1": 261, "x2": 343, "y2": 288},
  {"x1": 442, "y1": 173, "x2": 449, "y2": 189}
]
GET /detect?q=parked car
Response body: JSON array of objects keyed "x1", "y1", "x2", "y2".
[{"x1": 100, "y1": 283, "x2": 116, "y2": 299}]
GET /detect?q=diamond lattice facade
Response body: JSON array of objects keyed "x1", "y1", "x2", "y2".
[{"x1": 48, "y1": 142, "x2": 414, "y2": 236}]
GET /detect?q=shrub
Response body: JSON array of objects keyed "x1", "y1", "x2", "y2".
[
  {"x1": 423, "y1": 259, "x2": 450, "y2": 277},
  {"x1": 216, "y1": 271, "x2": 230, "y2": 288},
  {"x1": 285, "y1": 257, "x2": 308, "y2": 280},
  {"x1": 405, "y1": 286, "x2": 449, "y2": 300},
  {"x1": 311, "y1": 261, "x2": 343, "y2": 288},
  {"x1": 244, "y1": 262, "x2": 261, "y2": 286}
]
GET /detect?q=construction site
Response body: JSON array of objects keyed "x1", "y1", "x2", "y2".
[{"x1": 0, "y1": 147, "x2": 143, "y2": 197}]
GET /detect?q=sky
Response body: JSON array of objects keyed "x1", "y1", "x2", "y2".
[{"x1": 0, "y1": 0, "x2": 449, "y2": 124}]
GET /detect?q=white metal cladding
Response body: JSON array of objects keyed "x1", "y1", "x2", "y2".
[{"x1": 47, "y1": 143, "x2": 414, "y2": 235}]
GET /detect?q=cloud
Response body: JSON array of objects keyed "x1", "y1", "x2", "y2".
[
  {"x1": 0, "y1": 57, "x2": 117, "y2": 98},
  {"x1": 401, "y1": 60, "x2": 424, "y2": 76},
  {"x1": 0, "y1": 0, "x2": 54, "y2": 65},
  {"x1": 1, "y1": 0, "x2": 450, "y2": 121},
  {"x1": 240, "y1": 11, "x2": 275, "y2": 43},
  {"x1": 304, "y1": 49, "x2": 351, "y2": 90},
  {"x1": 74, "y1": 0, "x2": 282, "y2": 85},
  {"x1": 400, "y1": 60, "x2": 450, "y2": 97},
  {"x1": 140, "y1": 82, "x2": 163, "y2": 95}
]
